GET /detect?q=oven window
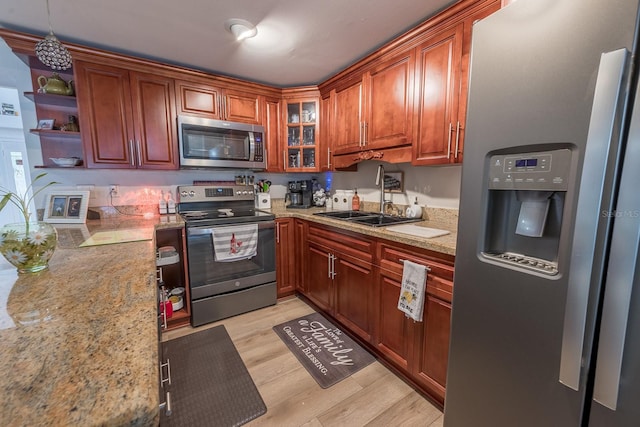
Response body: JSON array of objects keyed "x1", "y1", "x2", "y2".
[
  {"x1": 182, "y1": 126, "x2": 250, "y2": 161},
  {"x1": 186, "y1": 224, "x2": 275, "y2": 288}
]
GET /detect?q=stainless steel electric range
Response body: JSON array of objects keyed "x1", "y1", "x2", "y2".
[{"x1": 177, "y1": 184, "x2": 276, "y2": 326}]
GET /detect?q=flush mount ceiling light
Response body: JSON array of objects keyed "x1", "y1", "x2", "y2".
[
  {"x1": 34, "y1": 0, "x2": 72, "y2": 70},
  {"x1": 225, "y1": 18, "x2": 258, "y2": 41}
]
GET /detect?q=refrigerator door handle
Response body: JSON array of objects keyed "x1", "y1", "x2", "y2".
[
  {"x1": 592, "y1": 69, "x2": 640, "y2": 411},
  {"x1": 559, "y1": 48, "x2": 629, "y2": 391}
]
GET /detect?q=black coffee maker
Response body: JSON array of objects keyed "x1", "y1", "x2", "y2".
[{"x1": 285, "y1": 180, "x2": 313, "y2": 209}]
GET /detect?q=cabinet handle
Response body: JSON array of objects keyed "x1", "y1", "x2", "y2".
[
  {"x1": 159, "y1": 391, "x2": 172, "y2": 416},
  {"x1": 136, "y1": 140, "x2": 142, "y2": 166},
  {"x1": 327, "y1": 253, "x2": 332, "y2": 279},
  {"x1": 363, "y1": 121, "x2": 368, "y2": 146},
  {"x1": 454, "y1": 121, "x2": 461, "y2": 159},
  {"x1": 160, "y1": 358, "x2": 172, "y2": 386},
  {"x1": 331, "y1": 253, "x2": 337, "y2": 279},
  {"x1": 327, "y1": 147, "x2": 331, "y2": 169},
  {"x1": 223, "y1": 96, "x2": 228, "y2": 120},
  {"x1": 276, "y1": 222, "x2": 280, "y2": 244},
  {"x1": 359, "y1": 122, "x2": 363, "y2": 147},
  {"x1": 128, "y1": 140, "x2": 136, "y2": 166},
  {"x1": 283, "y1": 150, "x2": 287, "y2": 170},
  {"x1": 160, "y1": 283, "x2": 168, "y2": 329},
  {"x1": 447, "y1": 122, "x2": 452, "y2": 159}
]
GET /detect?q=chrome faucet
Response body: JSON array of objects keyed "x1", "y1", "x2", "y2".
[{"x1": 375, "y1": 164, "x2": 386, "y2": 214}]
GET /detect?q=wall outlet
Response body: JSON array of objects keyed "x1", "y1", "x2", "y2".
[{"x1": 109, "y1": 185, "x2": 119, "y2": 198}]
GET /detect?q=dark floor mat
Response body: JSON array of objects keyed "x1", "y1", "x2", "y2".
[
  {"x1": 273, "y1": 312, "x2": 376, "y2": 389},
  {"x1": 160, "y1": 325, "x2": 266, "y2": 427}
]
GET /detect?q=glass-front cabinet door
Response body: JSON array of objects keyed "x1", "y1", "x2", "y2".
[{"x1": 285, "y1": 99, "x2": 318, "y2": 171}]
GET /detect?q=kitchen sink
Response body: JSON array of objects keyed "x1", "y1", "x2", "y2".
[
  {"x1": 313, "y1": 210, "x2": 376, "y2": 219},
  {"x1": 313, "y1": 211, "x2": 422, "y2": 227}
]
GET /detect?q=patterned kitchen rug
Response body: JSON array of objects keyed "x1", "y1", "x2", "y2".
[
  {"x1": 160, "y1": 325, "x2": 266, "y2": 427},
  {"x1": 273, "y1": 312, "x2": 376, "y2": 389}
]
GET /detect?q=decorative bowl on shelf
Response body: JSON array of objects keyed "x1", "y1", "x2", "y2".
[{"x1": 50, "y1": 157, "x2": 82, "y2": 167}]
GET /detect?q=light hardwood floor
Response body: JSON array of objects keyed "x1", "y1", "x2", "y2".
[{"x1": 163, "y1": 297, "x2": 444, "y2": 427}]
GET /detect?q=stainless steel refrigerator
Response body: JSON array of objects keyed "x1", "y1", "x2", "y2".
[{"x1": 445, "y1": 0, "x2": 640, "y2": 425}]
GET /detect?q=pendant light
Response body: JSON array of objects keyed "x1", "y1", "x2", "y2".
[{"x1": 34, "y1": 0, "x2": 72, "y2": 70}]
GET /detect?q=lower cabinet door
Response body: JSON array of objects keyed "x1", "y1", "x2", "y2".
[
  {"x1": 376, "y1": 274, "x2": 414, "y2": 371},
  {"x1": 305, "y1": 243, "x2": 333, "y2": 312},
  {"x1": 412, "y1": 293, "x2": 452, "y2": 405},
  {"x1": 333, "y1": 254, "x2": 374, "y2": 342}
]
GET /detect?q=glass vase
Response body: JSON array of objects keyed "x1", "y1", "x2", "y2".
[{"x1": 0, "y1": 222, "x2": 57, "y2": 273}]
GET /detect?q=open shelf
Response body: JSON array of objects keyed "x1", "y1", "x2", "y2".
[
  {"x1": 29, "y1": 129, "x2": 81, "y2": 139},
  {"x1": 24, "y1": 92, "x2": 77, "y2": 108}
]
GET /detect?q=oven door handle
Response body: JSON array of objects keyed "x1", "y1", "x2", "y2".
[{"x1": 187, "y1": 221, "x2": 275, "y2": 236}]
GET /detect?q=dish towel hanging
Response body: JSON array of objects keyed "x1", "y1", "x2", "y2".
[
  {"x1": 211, "y1": 223, "x2": 258, "y2": 262},
  {"x1": 397, "y1": 260, "x2": 427, "y2": 321}
]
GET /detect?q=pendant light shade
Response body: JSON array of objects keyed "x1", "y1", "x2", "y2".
[
  {"x1": 35, "y1": 32, "x2": 72, "y2": 70},
  {"x1": 35, "y1": 0, "x2": 72, "y2": 70}
]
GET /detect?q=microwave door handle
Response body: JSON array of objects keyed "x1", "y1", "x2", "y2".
[{"x1": 248, "y1": 132, "x2": 256, "y2": 161}]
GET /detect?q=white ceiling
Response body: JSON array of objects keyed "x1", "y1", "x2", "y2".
[{"x1": 0, "y1": 0, "x2": 456, "y2": 87}]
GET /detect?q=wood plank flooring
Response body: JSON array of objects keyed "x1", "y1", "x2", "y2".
[{"x1": 162, "y1": 297, "x2": 444, "y2": 427}]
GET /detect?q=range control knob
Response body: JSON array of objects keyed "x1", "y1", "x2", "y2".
[
  {"x1": 188, "y1": 191, "x2": 195, "y2": 197},
  {"x1": 180, "y1": 190, "x2": 188, "y2": 197}
]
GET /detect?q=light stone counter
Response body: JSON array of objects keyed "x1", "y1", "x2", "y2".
[
  {"x1": 0, "y1": 202, "x2": 455, "y2": 426},
  {"x1": 268, "y1": 203, "x2": 458, "y2": 256},
  {"x1": 0, "y1": 215, "x2": 183, "y2": 427}
]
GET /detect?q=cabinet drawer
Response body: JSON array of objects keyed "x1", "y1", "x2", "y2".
[{"x1": 307, "y1": 223, "x2": 374, "y2": 262}]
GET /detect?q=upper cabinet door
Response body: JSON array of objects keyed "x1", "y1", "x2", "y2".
[
  {"x1": 333, "y1": 79, "x2": 363, "y2": 155},
  {"x1": 223, "y1": 88, "x2": 262, "y2": 125},
  {"x1": 76, "y1": 61, "x2": 178, "y2": 169},
  {"x1": 264, "y1": 96, "x2": 282, "y2": 172},
  {"x1": 130, "y1": 72, "x2": 178, "y2": 169},
  {"x1": 175, "y1": 80, "x2": 223, "y2": 119},
  {"x1": 412, "y1": 24, "x2": 463, "y2": 166},
  {"x1": 76, "y1": 61, "x2": 136, "y2": 168},
  {"x1": 365, "y1": 49, "x2": 415, "y2": 151},
  {"x1": 175, "y1": 80, "x2": 261, "y2": 124}
]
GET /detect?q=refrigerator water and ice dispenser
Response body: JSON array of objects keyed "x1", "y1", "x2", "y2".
[{"x1": 482, "y1": 148, "x2": 573, "y2": 275}]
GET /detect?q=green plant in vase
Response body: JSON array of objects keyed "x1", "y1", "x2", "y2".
[{"x1": 0, "y1": 173, "x2": 59, "y2": 273}]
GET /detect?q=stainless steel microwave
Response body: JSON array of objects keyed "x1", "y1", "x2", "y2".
[{"x1": 178, "y1": 116, "x2": 266, "y2": 169}]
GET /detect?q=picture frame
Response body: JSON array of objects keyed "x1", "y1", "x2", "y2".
[
  {"x1": 36, "y1": 119, "x2": 55, "y2": 130},
  {"x1": 43, "y1": 190, "x2": 90, "y2": 223},
  {"x1": 384, "y1": 171, "x2": 404, "y2": 193}
]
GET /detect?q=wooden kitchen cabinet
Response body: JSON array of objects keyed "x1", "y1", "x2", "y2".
[
  {"x1": 376, "y1": 241, "x2": 454, "y2": 405},
  {"x1": 156, "y1": 226, "x2": 191, "y2": 330},
  {"x1": 175, "y1": 79, "x2": 262, "y2": 125},
  {"x1": 305, "y1": 224, "x2": 375, "y2": 342},
  {"x1": 264, "y1": 96, "x2": 283, "y2": 172},
  {"x1": 295, "y1": 219, "x2": 307, "y2": 293},
  {"x1": 332, "y1": 49, "x2": 414, "y2": 157},
  {"x1": 365, "y1": 50, "x2": 415, "y2": 151},
  {"x1": 276, "y1": 218, "x2": 296, "y2": 297},
  {"x1": 412, "y1": 24, "x2": 463, "y2": 165},
  {"x1": 319, "y1": 93, "x2": 333, "y2": 171},
  {"x1": 75, "y1": 60, "x2": 178, "y2": 169},
  {"x1": 332, "y1": 77, "x2": 363, "y2": 155},
  {"x1": 282, "y1": 92, "x2": 320, "y2": 172},
  {"x1": 412, "y1": 0, "x2": 500, "y2": 165}
]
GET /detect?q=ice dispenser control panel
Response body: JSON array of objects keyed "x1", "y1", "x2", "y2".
[{"x1": 489, "y1": 149, "x2": 571, "y2": 191}]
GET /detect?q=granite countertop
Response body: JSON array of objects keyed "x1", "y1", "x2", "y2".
[
  {"x1": 0, "y1": 203, "x2": 455, "y2": 426},
  {"x1": 269, "y1": 204, "x2": 458, "y2": 256},
  {"x1": 0, "y1": 215, "x2": 181, "y2": 427}
]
